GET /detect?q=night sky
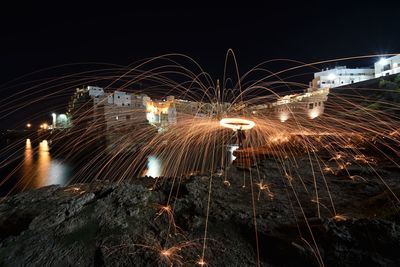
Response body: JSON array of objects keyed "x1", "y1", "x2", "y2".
[{"x1": 1, "y1": 1, "x2": 400, "y2": 127}]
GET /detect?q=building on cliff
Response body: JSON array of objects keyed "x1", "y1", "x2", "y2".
[
  {"x1": 374, "y1": 55, "x2": 400, "y2": 78},
  {"x1": 311, "y1": 66, "x2": 375, "y2": 89}
]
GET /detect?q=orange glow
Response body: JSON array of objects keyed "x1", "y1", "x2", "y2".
[
  {"x1": 197, "y1": 259, "x2": 207, "y2": 266},
  {"x1": 309, "y1": 110, "x2": 320, "y2": 119},
  {"x1": 40, "y1": 123, "x2": 49, "y2": 130},
  {"x1": 160, "y1": 250, "x2": 171, "y2": 257},
  {"x1": 219, "y1": 118, "x2": 255, "y2": 130},
  {"x1": 333, "y1": 214, "x2": 349, "y2": 221},
  {"x1": 146, "y1": 101, "x2": 172, "y2": 114},
  {"x1": 32, "y1": 140, "x2": 50, "y2": 188},
  {"x1": 159, "y1": 205, "x2": 172, "y2": 213},
  {"x1": 279, "y1": 113, "x2": 289, "y2": 122},
  {"x1": 26, "y1": 138, "x2": 32, "y2": 149},
  {"x1": 22, "y1": 139, "x2": 33, "y2": 186}
]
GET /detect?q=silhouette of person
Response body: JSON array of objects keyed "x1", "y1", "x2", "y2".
[{"x1": 237, "y1": 126, "x2": 246, "y2": 148}]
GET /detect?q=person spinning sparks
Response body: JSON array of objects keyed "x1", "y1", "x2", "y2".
[{"x1": 237, "y1": 126, "x2": 246, "y2": 149}]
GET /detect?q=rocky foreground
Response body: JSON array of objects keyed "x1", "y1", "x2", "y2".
[{"x1": 0, "y1": 156, "x2": 400, "y2": 266}]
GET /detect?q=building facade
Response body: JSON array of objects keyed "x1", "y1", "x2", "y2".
[
  {"x1": 312, "y1": 66, "x2": 374, "y2": 89},
  {"x1": 374, "y1": 55, "x2": 400, "y2": 78},
  {"x1": 250, "y1": 88, "x2": 330, "y2": 122}
]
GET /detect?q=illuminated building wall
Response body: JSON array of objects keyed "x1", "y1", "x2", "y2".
[
  {"x1": 69, "y1": 86, "x2": 151, "y2": 152},
  {"x1": 102, "y1": 104, "x2": 148, "y2": 151},
  {"x1": 312, "y1": 66, "x2": 374, "y2": 89},
  {"x1": 374, "y1": 55, "x2": 400, "y2": 78},
  {"x1": 251, "y1": 88, "x2": 329, "y2": 122},
  {"x1": 107, "y1": 91, "x2": 132, "y2": 106},
  {"x1": 87, "y1": 86, "x2": 104, "y2": 97},
  {"x1": 145, "y1": 96, "x2": 176, "y2": 130},
  {"x1": 174, "y1": 99, "x2": 228, "y2": 117},
  {"x1": 310, "y1": 55, "x2": 400, "y2": 89},
  {"x1": 55, "y1": 114, "x2": 70, "y2": 128}
]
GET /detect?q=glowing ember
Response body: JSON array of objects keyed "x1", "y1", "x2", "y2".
[
  {"x1": 333, "y1": 214, "x2": 349, "y2": 221},
  {"x1": 160, "y1": 250, "x2": 171, "y2": 257},
  {"x1": 197, "y1": 259, "x2": 207, "y2": 266}
]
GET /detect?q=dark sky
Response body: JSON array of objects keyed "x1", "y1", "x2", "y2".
[
  {"x1": 1, "y1": 1, "x2": 400, "y2": 127},
  {"x1": 1, "y1": 1, "x2": 400, "y2": 80}
]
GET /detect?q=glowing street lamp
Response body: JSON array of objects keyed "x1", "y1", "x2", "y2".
[{"x1": 26, "y1": 123, "x2": 32, "y2": 128}]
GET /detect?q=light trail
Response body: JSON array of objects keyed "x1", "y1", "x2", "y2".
[{"x1": 0, "y1": 52, "x2": 399, "y2": 266}]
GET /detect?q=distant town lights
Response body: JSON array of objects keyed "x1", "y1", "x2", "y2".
[
  {"x1": 378, "y1": 58, "x2": 389, "y2": 65},
  {"x1": 40, "y1": 123, "x2": 49, "y2": 130}
]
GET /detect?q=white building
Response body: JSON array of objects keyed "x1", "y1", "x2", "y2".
[
  {"x1": 87, "y1": 86, "x2": 104, "y2": 97},
  {"x1": 312, "y1": 66, "x2": 374, "y2": 89},
  {"x1": 107, "y1": 91, "x2": 132, "y2": 107},
  {"x1": 374, "y1": 55, "x2": 400, "y2": 78},
  {"x1": 166, "y1": 96, "x2": 177, "y2": 124}
]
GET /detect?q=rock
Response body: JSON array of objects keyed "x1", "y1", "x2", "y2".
[{"x1": 0, "y1": 165, "x2": 399, "y2": 266}]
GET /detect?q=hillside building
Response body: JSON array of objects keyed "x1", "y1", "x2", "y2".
[
  {"x1": 374, "y1": 55, "x2": 400, "y2": 78},
  {"x1": 312, "y1": 66, "x2": 374, "y2": 89}
]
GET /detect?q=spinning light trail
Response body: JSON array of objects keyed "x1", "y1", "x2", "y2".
[{"x1": 0, "y1": 51, "x2": 399, "y2": 266}]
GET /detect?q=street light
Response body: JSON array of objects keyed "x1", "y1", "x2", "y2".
[{"x1": 26, "y1": 123, "x2": 32, "y2": 128}]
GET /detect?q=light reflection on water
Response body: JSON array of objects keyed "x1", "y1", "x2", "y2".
[
  {"x1": 228, "y1": 144, "x2": 239, "y2": 162},
  {"x1": 143, "y1": 155, "x2": 162, "y2": 177},
  {"x1": 21, "y1": 139, "x2": 70, "y2": 190},
  {"x1": 142, "y1": 145, "x2": 239, "y2": 178},
  {"x1": 5, "y1": 139, "x2": 238, "y2": 194}
]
